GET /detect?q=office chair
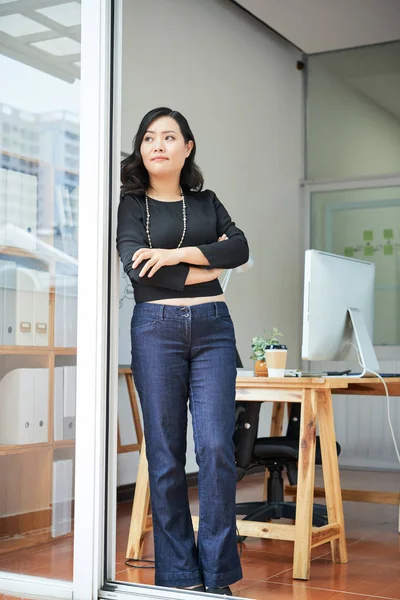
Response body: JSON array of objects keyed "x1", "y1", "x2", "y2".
[{"x1": 234, "y1": 401, "x2": 341, "y2": 538}]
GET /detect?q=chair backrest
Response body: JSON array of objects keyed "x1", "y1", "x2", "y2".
[
  {"x1": 234, "y1": 402, "x2": 262, "y2": 469},
  {"x1": 286, "y1": 403, "x2": 301, "y2": 439}
]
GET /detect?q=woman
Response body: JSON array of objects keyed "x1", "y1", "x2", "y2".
[{"x1": 117, "y1": 107, "x2": 249, "y2": 595}]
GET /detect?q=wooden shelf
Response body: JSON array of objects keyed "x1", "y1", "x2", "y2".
[
  {"x1": 0, "y1": 346, "x2": 50, "y2": 355},
  {"x1": 0, "y1": 440, "x2": 75, "y2": 456},
  {"x1": 52, "y1": 440, "x2": 75, "y2": 449},
  {"x1": 0, "y1": 529, "x2": 50, "y2": 556},
  {"x1": 0, "y1": 152, "x2": 78, "y2": 552},
  {"x1": 0, "y1": 245, "x2": 43, "y2": 260},
  {"x1": 0, "y1": 346, "x2": 77, "y2": 355},
  {"x1": 54, "y1": 347, "x2": 77, "y2": 355},
  {"x1": 0, "y1": 442, "x2": 51, "y2": 456}
]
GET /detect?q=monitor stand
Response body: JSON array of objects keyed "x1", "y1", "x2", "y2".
[{"x1": 347, "y1": 307, "x2": 380, "y2": 377}]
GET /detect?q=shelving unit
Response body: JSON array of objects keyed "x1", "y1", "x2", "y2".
[{"x1": 0, "y1": 150, "x2": 78, "y2": 554}]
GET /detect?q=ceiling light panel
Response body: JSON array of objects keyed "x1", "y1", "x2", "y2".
[
  {"x1": 0, "y1": 13, "x2": 49, "y2": 37},
  {"x1": 31, "y1": 36, "x2": 81, "y2": 56},
  {"x1": 36, "y1": 2, "x2": 81, "y2": 28}
]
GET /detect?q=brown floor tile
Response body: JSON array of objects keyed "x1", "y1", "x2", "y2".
[{"x1": 0, "y1": 468, "x2": 398, "y2": 600}]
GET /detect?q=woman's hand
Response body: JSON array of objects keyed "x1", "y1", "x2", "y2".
[{"x1": 132, "y1": 248, "x2": 183, "y2": 278}]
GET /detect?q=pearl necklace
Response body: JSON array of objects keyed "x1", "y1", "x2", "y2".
[{"x1": 145, "y1": 187, "x2": 187, "y2": 249}]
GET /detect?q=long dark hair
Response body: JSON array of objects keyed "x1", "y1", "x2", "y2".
[{"x1": 121, "y1": 107, "x2": 204, "y2": 196}]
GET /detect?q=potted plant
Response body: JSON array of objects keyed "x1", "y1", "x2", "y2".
[
  {"x1": 263, "y1": 327, "x2": 287, "y2": 377},
  {"x1": 250, "y1": 335, "x2": 268, "y2": 376}
]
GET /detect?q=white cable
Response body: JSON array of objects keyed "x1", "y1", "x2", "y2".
[{"x1": 347, "y1": 341, "x2": 400, "y2": 465}]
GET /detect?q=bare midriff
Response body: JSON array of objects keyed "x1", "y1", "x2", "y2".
[{"x1": 146, "y1": 293, "x2": 226, "y2": 306}]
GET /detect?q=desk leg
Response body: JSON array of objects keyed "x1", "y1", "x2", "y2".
[
  {"x1": 317, "y1": 390, "x2": 348, "y2": 564},
  {"x1": 126, "y1": 437, "x2": 150, "y2": 560},
  {"x1": 293, "y1": 389, "x2": 317, "y2": 580}
]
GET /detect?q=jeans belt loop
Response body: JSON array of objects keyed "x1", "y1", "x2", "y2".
[{"x1": 214, "y1": 301, "x2": 218, "y2": 318}]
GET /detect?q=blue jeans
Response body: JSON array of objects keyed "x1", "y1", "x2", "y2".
[{"x1": 130, "y1": 301, "x2": 242, "y2": 588}]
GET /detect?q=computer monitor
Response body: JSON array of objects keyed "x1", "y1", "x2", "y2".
[{"x1": 301, "y1": 250, "x2": 380, "y2": 376}]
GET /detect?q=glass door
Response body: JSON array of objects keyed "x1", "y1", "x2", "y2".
[
  {"x1": 307, "y1": 182, "x2": 400, "y2": 346},
  {"x1": 0, "y1": 0, "x2": 80, "y2": 589}
]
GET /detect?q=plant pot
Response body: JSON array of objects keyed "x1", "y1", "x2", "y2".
[
  {"x1": 264, "y1": 344, "x2": 287, "y2": 377},
  {"x1": 254, "y1": 359, "x2": 268, "y2": 377}
]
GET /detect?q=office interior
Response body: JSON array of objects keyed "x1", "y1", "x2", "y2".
[{"x1": 0, "y1": 1, "x2": 399, "y2": 599}]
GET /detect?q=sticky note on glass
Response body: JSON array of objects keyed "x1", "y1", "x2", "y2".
[
  {"x1": 364, "y1": 246, "x2": 374, "y2": 257},
  {"x1": 363, "y1": 230, "x2": 373, "y2": 241},
  {"x1": 384, "y1": 244, "x2": 393, "y2": 255},
  {"x1": 344, "y1": 247, "x2": 354, "y2": 257},
  {"x1": 384, "y1": 229, "x2": 393, "y2": 239}
]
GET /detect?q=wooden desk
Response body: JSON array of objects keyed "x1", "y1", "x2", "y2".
[
  {"x1": 286, "y1": 378, "x2": 400, "y2": 521},
  {"x1": 125, "y1": 376, "x2": 399, "y2": 580}
]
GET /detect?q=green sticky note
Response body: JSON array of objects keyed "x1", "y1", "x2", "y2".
[
  {"x1": 364, "y1": 246, "x2": 374, "y2": 257},
  {"x1": 384, "y1": 229, "x2": 393, "y2": 239},
  {"x1": 384, "y1": 244, "x2": 393, "y2": 255},
  {"x1": 363, "y1": 230, "x2": 373, "y2": 241},
  {"x1": 344, "y1": 247, "x2": 354, "y2": 257}
]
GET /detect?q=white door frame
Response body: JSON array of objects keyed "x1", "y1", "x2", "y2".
[
  {"x1": 0, "y1": 1, "x2": 112, "y2": 598},
  {"x1": 73, "y1": 0, "x2": 113, "y2": 598}
]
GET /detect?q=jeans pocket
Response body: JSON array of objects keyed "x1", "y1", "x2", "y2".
[{"x1": 131, "y1": 314, "x2": 159, "y2": 331}]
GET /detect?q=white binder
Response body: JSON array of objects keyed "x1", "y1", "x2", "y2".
[
  {"x1": 15, "y1": 266, "x2": 35, "y2": 346},
  {"x1": 0, "y1": 261, "x2": 4, "y2": 346},
  {"x1": 53, "y1": 367, "x2": 64, "y2": 441},
  {"x1": 54, "y1": 273, "x2": 65, "y2": 348},
  {"x1": 33, "y1": 270, "x2": 49, "y2": 347},
  {"x1": 64, "y1": 274, "x2": 78, "y2": 347},
  {"x1": 33, "y1": 368, "x2": 49, "y2": 443},
  {"x1": 0, "y1": 368, "x2": 35, "y2": 444},
  {"x1": 51, "y1": 458, "x2": 73, "y2": 537},
  {"x1": 2, "y1": 259, "x2": 17, "y2": 346},
  {"x1": 21, "y1": 172, "x2": 37, "y2": 249},
  {"x1": 63, "y1": 366, "x2": 76, "y2": 440},
  {"x1": 5, "y1": 169, "x2": 21, "y2": 247},
  {"x1": 0, "y1": 167, "x2": 7, "y2": 245}
]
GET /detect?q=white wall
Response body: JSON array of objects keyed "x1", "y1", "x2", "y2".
[
  {"x1": 307, "y1": 64, "x2": 400, "y2": 180},
  {"x1": 117, "y1": 0, "x2": 303, "y2": 485}
]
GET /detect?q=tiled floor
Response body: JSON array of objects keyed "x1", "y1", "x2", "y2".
[{"x1": 0, "y1": 468, "x2": 399, "y2": 599}]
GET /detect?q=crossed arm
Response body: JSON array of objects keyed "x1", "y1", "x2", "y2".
[
  {"x1": 132, "y1": 235, "x2": 228, "y2": 285},
  {"x1": 116, "y1": 193, "x2": 249, "y2": 290}
]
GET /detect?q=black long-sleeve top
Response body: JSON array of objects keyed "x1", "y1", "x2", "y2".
[{"x1": 116, "y1": 188, "x2": 249, "y2": 303}]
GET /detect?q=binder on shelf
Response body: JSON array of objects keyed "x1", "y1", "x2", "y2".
[
  {"x1": 0, "y1": 167, "x2": 7, "y2": 246},
  {"x1": 0, "y1": 368, "x2": 35, "y2": 445},
  {"x1": 64, "y1": 274, "x2": 78, "y2": 347},
  {"x1": 63, "y1": 366, "x2": 76, "y2": 440},
  {"x1": 21, "y1": 172, "x2": 38, "y2": 248},
  {"x1": 33, "y1": 368, "x2": 49, "y2": 444},
  {"x1": 33, "y1": 269, "x2": 49, "y2": 347},
  {"x1": 51, "y1": 458, "x2": 73, "y2": 538},
  {"x1": 15, "y1": 267, "x2": 35, "y2": 346},
  {"x1": 0, "y1": 261, "x2": 4, "y2": 345},
  {"x1": 0, "y1": 367, "x2": 49, "y2": 445},
  {"x1": 5, "y1": 169, "x2": 22, "y2": 247},
  {"x1": 1, "y1": 259, "x2": 17, "y2": 346},
  {"x1": 54, "y1": 367, "x2": 64, "y2": 441},
  {"x1": 54, "y1": 273, "x2": 65, "y2": 348}
]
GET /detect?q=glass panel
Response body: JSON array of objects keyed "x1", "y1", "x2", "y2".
[
  {"x1": 306, "y1": 41, "x2": 400, "y2": 181},
  {"x1": 0, "y1": 3, "x2": 80, "y2": 581},
  {"x1": 310, "y1": 186, "x2": 400, "y2": 345}
]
